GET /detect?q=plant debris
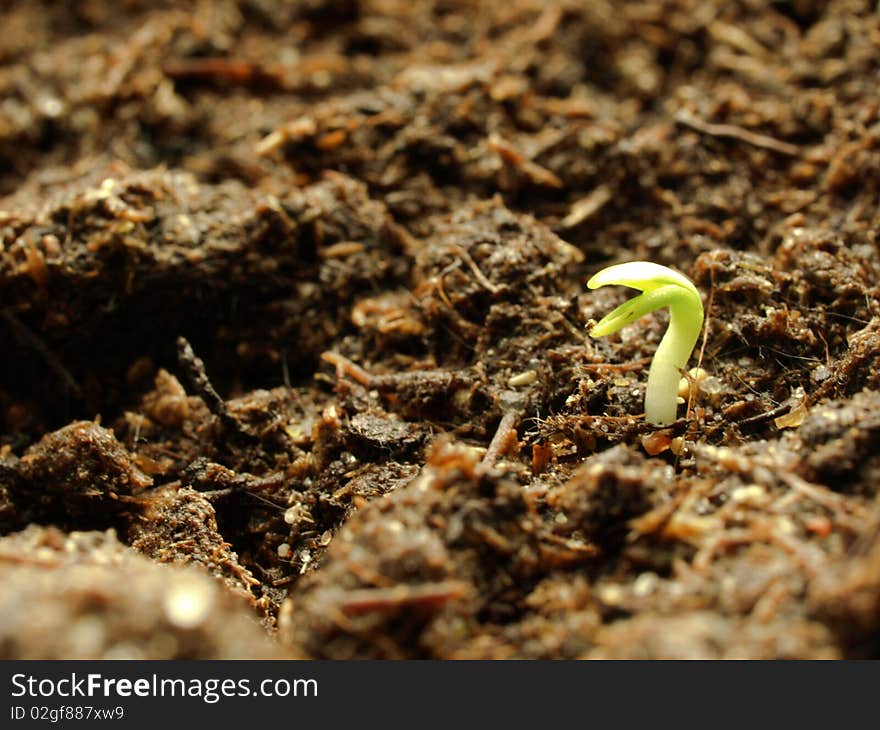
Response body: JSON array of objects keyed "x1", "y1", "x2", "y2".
[{"x1": 3, "y1": 0, "x2": 880, "y2": 659}]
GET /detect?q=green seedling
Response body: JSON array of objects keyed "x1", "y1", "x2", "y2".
[{"x1": 587, "y1": 261, "x2": 704, "y2": 425}]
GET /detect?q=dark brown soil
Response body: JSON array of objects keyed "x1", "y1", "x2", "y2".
[{"x1": 2, "y1": 0, "x2": 880, "y2": 659}]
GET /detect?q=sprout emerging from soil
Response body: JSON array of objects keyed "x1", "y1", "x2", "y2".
[{"x1": 587, "y1": 261, "x2": 703, "y2": 425}]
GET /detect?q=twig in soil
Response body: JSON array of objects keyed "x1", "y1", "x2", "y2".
[
  {"x1": 434, "y1": 261, "x2": 460, "y2": 310},
  {"x1": 777, "y1": 471, "x2": 868, "y2": 524},
  {"x1": 688, "y1": 269, "x2": 714, "y2": 421},
  {"x1": 628, "y1": 494, "x2": 686, "y2": 539},
  {"x1": 176, "y1": 337, "x2": 230, "y2": 419},
  {"x1": 162, "y1": 57, "x2": 282, "y2": 87},
  {"x1": 751, "y1": 581, "x2": 791, "y2": 624},
  {"x1": 691, "y1": 527, "x2": 759, "y2": 572},
  {"x1": 180, "y1": 457, "x2": 286, "y2": 501},
  {"x1": 488, "y1": 134, "x2": 564, "y2": 188},
  {"x1": 335, "y1": 581, "x2": 470, "y2": 616},
  {"x1": 735, "y1": 401, "x2": 792, "y2": 428},
  {"x1": 677, "y1": 267, "x2": 716, "y2": 467},
  {"x1": 321, "y1": 351, "x2": 373, "y2": 386},
  {"x1": 708, "y1": 21, "x2": 770, "y2": 59},
  {"x1": 580, "y1": 357, "x2": 652, "y2": 372},
  {"x1": 450, "y1": 244, "x2": 502, "y2": 294},
  {"x1": 175, "y1": 336, "x2": 254, "y2": 441},
  {"x1": 559, "y1": 186, "x2": 613, "y2": 229},
  {"x1": 1, "y1": 310, "x2": 82, "y2": 401},
  {"x1": 482, "y1": 411, "x2": 519, "y2": 467},
  {"x1": 675, "y1": 109, "x2": 801, "y2": 157}
]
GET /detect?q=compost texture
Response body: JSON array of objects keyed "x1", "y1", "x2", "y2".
[{"x1": 2, "y1": 0, "x2": 880, "y2": 658}]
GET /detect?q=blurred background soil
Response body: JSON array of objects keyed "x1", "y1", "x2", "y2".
[{"x1": 2, "y1": 0, "x2": 880, "y2": 658}]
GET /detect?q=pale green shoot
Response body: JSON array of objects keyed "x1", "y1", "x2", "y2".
[{"x1": 587, "y1": 261, "x2": 704, "y2": 425}]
